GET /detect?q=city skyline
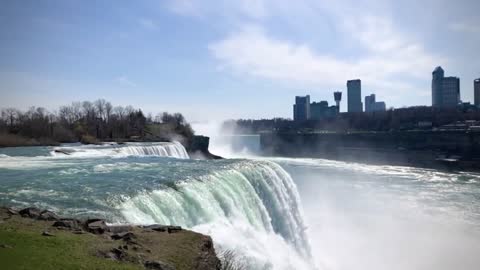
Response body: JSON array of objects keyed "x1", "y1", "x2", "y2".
[
  {"x1": 1, "y1": 0, "x2": 479, "y2": 121},
  {"x1": 294, "y1": 65, "x2": 479, "y2": 120}
]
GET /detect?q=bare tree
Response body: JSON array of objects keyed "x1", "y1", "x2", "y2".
[
  {"x1": 105, "y1": 102, "x2": 113, "y2": 123},
  {"x1": 3, "y1": 108, "x2": 19, "y2": 127},
  {"x1": 95, "y1": 99, "x2": 107, "y2": 120},
  {"x1": 113, "y1": 106, "x2": 125, "y2": 120},
  {"x1": 82, "y1": 101, "x2": 96, "y2": 120}
]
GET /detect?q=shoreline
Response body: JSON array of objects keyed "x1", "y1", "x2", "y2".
[
  {"x1": 260, "y1": 131, "x2": 480, "y2": 173},
  {"x1": 0, "y1": 135, "x2": 223, "y2": 160},
  {"x1": 260, "y1": 148, "x2": 480, "y2": 173}
]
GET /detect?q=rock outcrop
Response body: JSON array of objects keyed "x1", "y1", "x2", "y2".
[
  {"x1": 0, "y1": 207, "x2": 221, "y2": 270},
  {"x1": 187, "y1": 136, "x2": 222, "y2": 160}
]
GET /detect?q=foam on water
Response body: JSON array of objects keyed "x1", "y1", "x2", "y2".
[
  {"x1": 0, "y1": 142, "x2": 189, "y2": 170},
  {"x1": 263, "y1": 157, "x2": 480, "y2": 184},
  {"x1": 51, "y1": 142, "x2": 189, "y2": 159},
  {"x1": 119, "y1": 160, "x2": 315, "y2": 270}
]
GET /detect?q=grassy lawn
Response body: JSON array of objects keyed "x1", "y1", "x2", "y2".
[{"x1": 0, "y1": 219, "x2": 141, "y2": 270}]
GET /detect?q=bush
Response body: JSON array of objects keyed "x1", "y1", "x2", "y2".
[
  {"x1": 0, "y1": 133, "x2": 30, "y2": 147},
  {"x1": 80, "y1": 135, "x2": 100, "y2": 145},
  {"x1": 0, "y1": 133, "x2": 59, "y2": 147},
  {"x1": 52, "y1": 125, "x2": 76, "y2": 143}
]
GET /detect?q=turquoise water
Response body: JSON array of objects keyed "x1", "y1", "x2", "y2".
[{"x1": 1, "y1": 142, "x2": 480, "y2": 270}]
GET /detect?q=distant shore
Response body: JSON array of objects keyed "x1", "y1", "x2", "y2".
[
  {"x1": 0, "y1": 134, "x2": 223, "y2": 160},
  {"x1": 260, "y1": 130, "x2": 480, "y2": 172}
]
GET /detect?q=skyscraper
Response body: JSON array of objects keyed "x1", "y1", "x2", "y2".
[
  {"x1": 293, "y1": 95, "x2": 310, "y2": 121},
  {"x1": 475, "y1": 79, "x2": 480, "y2": 107},
  {"x1": 432, "y1": 66, "x2": 460, "y2": 108},
  {"x1": 442, "y1": 77, "x2": 460, "y2": 107},
  {"x1": 347, "y1": 79, "x2": 362, "y2": 112},
  {"x1": 365, "y1": 94, "x2": 376, "y2": 112},
  {"x1": 310, "y1": 101, "x2": 329, "y2": 120},
  {"x1": 432, "y1": 66, "x2": 444, "y2": 107}
]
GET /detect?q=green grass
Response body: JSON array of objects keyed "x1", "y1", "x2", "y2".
[
  {"x1": 0, "y1": 209, "x2": 219, "y2": 270},
  {"x1": 0, "y1": 223, "x2": 141, "y2": 270}
]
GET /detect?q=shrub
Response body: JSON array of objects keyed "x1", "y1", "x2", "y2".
[{"x1": 80, "y1": 134, "x2": 100, "y2": 145}]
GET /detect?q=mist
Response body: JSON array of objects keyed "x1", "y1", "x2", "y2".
[
  {"x1": 196, "y1": 121, "x2": 480, "y2": 270},
  {"x1": 287, "y1": 159, "x2": 480, "y2": 270}
]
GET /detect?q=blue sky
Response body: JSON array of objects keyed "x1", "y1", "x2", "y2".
[{"x1": 0, "y1": 0, "x2": 479, "y2": 121}]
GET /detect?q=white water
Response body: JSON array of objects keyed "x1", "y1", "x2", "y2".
[
  {"x1": 50, "y1": 142, "x2": 189, "y2": 159},
  {"x1": 120, "y1": 160, "x2": 315, "y2": 270},
  {"x1": 3, "y1": 131, "x2": 480, "y2": 270}
]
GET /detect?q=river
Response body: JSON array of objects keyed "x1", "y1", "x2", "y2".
[{"x1": 1, "y1": 140, "x2": 479, "y2": 270}]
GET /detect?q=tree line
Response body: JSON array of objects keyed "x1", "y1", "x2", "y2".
[{"x1": 0, "y1": 99, "x2": 194, "y2": 146}]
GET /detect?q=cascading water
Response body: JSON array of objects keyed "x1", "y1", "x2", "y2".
[
  {"x1": 50, "y1": 142, "x2": 189, "y2": 159},
  {"x1": 0, "y1": 144, "x2": 315, "y2": 269},
  {"x1": 3, "y1": 141, "x2": 480, "y2": 270},
  {"x1": 118, "y1": 142, "x2": 189, "y2": 158},
  {"x1": 119, "y1": 160, "x2": 315, "y2": 270}
]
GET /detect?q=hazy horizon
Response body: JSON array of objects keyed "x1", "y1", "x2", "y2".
[{"x1": 1, "y1": 0, "x2": 479, "y2": 122}]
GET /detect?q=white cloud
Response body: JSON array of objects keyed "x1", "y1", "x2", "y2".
[{"x1": 209, "y1": 22, "x2": 441, "y2": 99}]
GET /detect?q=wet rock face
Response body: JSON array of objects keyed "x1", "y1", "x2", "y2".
[{"x1": 196, "y1": 236, "x2": 221, "y2": 270}]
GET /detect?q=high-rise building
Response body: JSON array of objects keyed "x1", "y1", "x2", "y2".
[
  {"x1": 365, "y1": 94, "x2": 376, "y2": 112},
  {"x1": 373, "y1": 101, "x2": 386, "y2": 112},
  {"x1": 442, "y1": 77, "x2": 460, "y2": 107},
  {"x1": 475, "y1": 78, "x2": 480, "y2": 107},
  {"x1": 347, "y1": 79, "x2": 362, "y2": 112},
  {"x1": 334, "y1": 91, "x2": 342, "y2": 112},
  {"x1": 293, "y1": 95, "x2": 310, "y2": 121},
  {"x1": 432, "y1": 66, "x2": 444, "y2": 107},
  {"x1": 365, "y1": 94, "x2": 386, "y2": 112},
  {"x1": 432, "y1": 66, "x2": 460, "y2": 108},
  {"x1": 310, "y1": 101, "x2": 329, "y2": 120}
]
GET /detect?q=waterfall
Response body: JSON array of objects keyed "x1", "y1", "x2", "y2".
[
  {"x1": 51, "y1": 142, "x2": 189, "y2": 159},
  {"x1": 119, "y1": 160, "x2": 314, "y2": 269},
  {"x1": 118, "y1": 142, "x2": 189, "y2": 159}
]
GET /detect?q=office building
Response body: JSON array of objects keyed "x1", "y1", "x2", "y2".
[
  {"x1": 310, "y1": 101, "x2": 329, "y2": 120},
  {"x1": 365, "y1": 94, "x2": 376, "y2": 112},
  {"x1": 432, "y1": 66, "x2": 460, "y2": 108},
  {"x1": 373, "y1": 101, "x2": 386, "y2": 111},
  {"x1": 347, "y1": 79, "x2": 362, "y2": 112},
  {"x1": 293, "y1": 95, "x2": 310, "y2": 121},
  {"x1": 475, "y1": 78, "x2": 480, "y2": 107},
  {"x1": 365, "y1": 94, "x2": 386, "y2": 112}
]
